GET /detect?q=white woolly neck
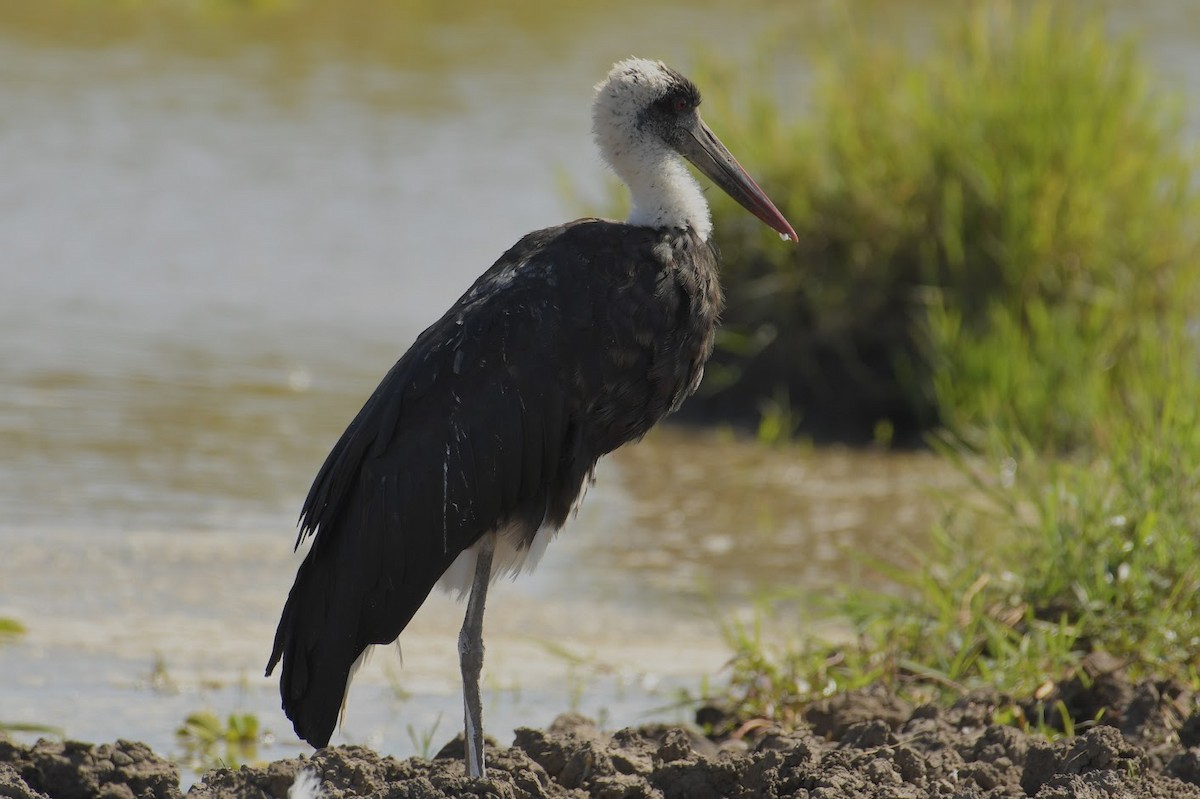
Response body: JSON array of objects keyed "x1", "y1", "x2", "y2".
[
  {"x1": 592, "y1": 59, "x2": 713, "y2": 240},
  {"x1": 616, "y1": 145, "x2": 712, "y2": 241}
]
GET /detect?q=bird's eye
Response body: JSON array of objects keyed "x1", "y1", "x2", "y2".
[{"x1": 673, "y1": 97, "x2": 689, "y2": 113}]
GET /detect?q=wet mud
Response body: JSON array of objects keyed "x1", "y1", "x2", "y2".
[{"x1": 4, "y1": 669, "x2": 1200, "y2": 798}]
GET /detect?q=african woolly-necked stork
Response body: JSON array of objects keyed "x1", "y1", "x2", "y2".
[{"x1": 266, "y1": 57, "x2": 796, "y2": 777}]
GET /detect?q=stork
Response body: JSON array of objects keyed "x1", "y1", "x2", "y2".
[{"x1": 266, "y1": 58, "x2": 796, "y2": 778}]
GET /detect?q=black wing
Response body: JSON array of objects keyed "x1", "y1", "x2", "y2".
[
  {"x1": 265, "y1": 219, "x2": 718, "y2": 747},
  {"x1": 265, "y1": 229, "x2": 592, "y2": 746}
]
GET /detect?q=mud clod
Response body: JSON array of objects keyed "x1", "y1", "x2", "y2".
[
  {"x1": 0, "y1": 738, "x2": 180, "y2": 799},
  {"x1": 3, "y1": 675, "x2": 1200, "y2": 798}
]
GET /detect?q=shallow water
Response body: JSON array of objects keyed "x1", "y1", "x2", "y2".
[{"x1": 1, "y1": 0, "x2": 1198, "y2": 777}]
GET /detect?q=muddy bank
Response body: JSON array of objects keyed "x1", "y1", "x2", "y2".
[{"x1": 4, "y1": 673, "x2": 1200, "y2": 799}]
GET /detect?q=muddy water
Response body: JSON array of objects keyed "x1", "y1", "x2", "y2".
[{"x1": 1, "y1": 0, "x2": 1198, "y2": 776}]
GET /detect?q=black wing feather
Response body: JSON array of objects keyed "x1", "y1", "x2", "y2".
[{"x1": 266, "y1": 220, "x2": 720, "y2": 747}]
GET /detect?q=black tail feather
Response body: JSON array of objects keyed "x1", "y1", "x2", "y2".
[{"x1": 266, "y1": 546, "x2": 363, "y2": 747}]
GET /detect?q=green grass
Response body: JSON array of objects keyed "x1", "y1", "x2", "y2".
[
  {"x1": 0, "y1": 618, "x2": 26, "y2": 642},
  {"x1": 0, "y1": 721, "x2": 63, "y2": 737},
  {"x1": 700, "y1": 3, "x2": 1200, "y2": 736},
  {"x1": 711, "y1": 337, "x2": 1200, "y2": 732},
  {"x1": 175, "y1": 711, "x2": 261, "y2": 771},
  {"x1": 406, "y1": 712, "x2": 443, "y2": 759},
  {"x1": 666, "y1": 3, "x2": 1200, "y2": 446},
  {"x1": 0, "y1": 617, "x2": 58, "y2": 738}
]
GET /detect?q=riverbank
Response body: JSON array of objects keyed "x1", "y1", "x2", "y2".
[{"x1": 5, "y1": 664, "x2": 1198, "y2": 799}]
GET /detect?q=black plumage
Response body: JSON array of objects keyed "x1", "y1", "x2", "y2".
[
  {"x1": 266, "y1": 220, "x2": 722, "y2": 747},
  {"x1": 266, "y1": 60, "x2": 795, "y2": 773}
]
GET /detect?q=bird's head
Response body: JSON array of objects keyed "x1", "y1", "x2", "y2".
[{"x1": 592, "y1": 58, "x2": 796, "y2": 242}]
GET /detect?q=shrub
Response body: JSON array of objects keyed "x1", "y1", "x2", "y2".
[
  {"x1": 715, "y1": 339, "x2": 1200, "y2": 726},
  {"x1": 678, "y1": 3, "x2": 1199, "y2": 447}
]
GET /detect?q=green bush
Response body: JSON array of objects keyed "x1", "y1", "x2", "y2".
[
  {"x1": 685, "y1": 3, "x2": 1200, "y2": 736},
  {"x1": 714, "y1": 337, "x2": 1200, "y2": 726},
  {"x1": 681, "y1": 4, "x2": 1199, "y2": 447}
]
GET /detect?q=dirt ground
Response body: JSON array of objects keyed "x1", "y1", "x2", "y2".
[{"x1": 4, "y1": 664, "x2": 1200, "y2": 798}]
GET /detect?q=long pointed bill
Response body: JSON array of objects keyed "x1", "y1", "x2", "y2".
[{"x1": 676, "y1": 116, "x2": 797, "y2": 243}]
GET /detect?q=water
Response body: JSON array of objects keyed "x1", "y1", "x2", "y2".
[{"x1": 1, "y1": 0, "x2": 1198, "y2": 778}]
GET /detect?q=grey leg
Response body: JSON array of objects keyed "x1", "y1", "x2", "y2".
[{"x1": 459, "y1": 533, "x2": 495, "y2": 778}]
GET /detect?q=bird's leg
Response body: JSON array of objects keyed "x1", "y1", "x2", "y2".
[{"x1": 459, "y1": 532, "x2": 495, "y2": 778}]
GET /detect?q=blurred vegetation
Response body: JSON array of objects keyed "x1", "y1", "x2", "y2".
[
  {"x1": 0, "y1": 0, "x2": 688, "y2": 91},
  {"x1": 406, "y1": 713, "x2": 443, "y2": 760},
  {"x1": 714, "y1": 340, "x2": 1200, "y2": 731},
  {"x1": 2, "y1": 618, "x2": 61, "y2": 737},
  {"x1": 0, "y1": 721, "x2": 63, "y2": 737},
  {"x1": 0, "y1": 618, "x2": 25, "y2": 642},
  {"x1": 175, "y1": 710, "x2": 261, "y2": 771},
  {"x1": 701, "y1": 2, "x2": 1200, "y2": 738},
  {"x1": 676, "y1": 3, "x2": 1199, "y2": 447}
]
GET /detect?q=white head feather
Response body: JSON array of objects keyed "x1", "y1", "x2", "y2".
[{"x1": 592, "y1": 58, "x2": 713, "y2": 240}]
